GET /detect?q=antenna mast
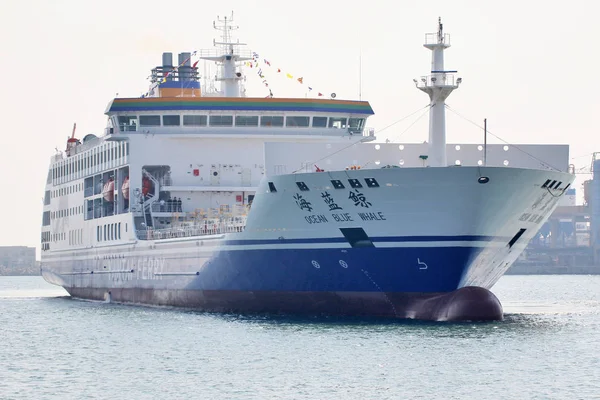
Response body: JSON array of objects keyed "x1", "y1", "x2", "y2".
[
  {"x1": 414, "y1": 18, "x2": 462, "y2": 167},
  {"x1": 199, "y1": 12, "x2": 252, "y2": 97}
]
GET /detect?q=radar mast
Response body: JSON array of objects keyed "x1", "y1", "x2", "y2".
[
  {"x1": 199, "y1": 12, "x2": 252, "y2": 98},
  {"x1": 414, "y1": 18, "x2": 462, "y2": 167}
]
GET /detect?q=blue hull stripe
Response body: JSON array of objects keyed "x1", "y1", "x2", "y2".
[
  {"x1": 44, "y1": 246, "x2": 487, "y2": 293},
  {"x1": 222, "y1": 235, "x2": 509, "y2": 246}
]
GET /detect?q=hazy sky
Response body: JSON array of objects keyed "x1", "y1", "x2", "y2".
[{"x1": 1, "y1": 0, "x2": 599, "y2": 256}]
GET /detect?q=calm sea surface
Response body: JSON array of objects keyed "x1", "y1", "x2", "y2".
[{"x1": 0, "y1": 275, "x2": 598, "y2": 400}]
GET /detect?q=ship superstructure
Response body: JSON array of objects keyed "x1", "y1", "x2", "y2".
[{"x1": 40, "y1": 16, "x2": 574, "y2": 321}]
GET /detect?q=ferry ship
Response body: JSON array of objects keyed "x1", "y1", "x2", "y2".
[{"x1": 40, "y1": 16, "x2": 574, "y2": 321}]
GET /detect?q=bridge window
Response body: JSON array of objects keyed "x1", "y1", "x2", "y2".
[
  {"x1": 183, "y1": 115, "x2": 207, "y2": 126},
  {"x1": 286, "y1": 116, "x2": 310, "y2": 127},
  {"x1": 209, "y1": 115, "x2": 233, "y2": 126},
  {"x1": 312, "y1": 117, "x2": 328, "y2": 127},
  {"x1": 118, "y1": 116, "x2": 137, "y2": 131},
  {"x1": 329, "y1": 117, "x2": 347, "y2": 129},
  {"x1": 139, "y1": 115, "x2": 161, "y2": 126},
  {"x1": 163, "y1": 115, "x2": 180, "y2": 126},
  {"x1": 349, "y1": 118, "x2": 365, "y2": 133},
  {"x1": 235, "y1": 116, "x2": 259, "y2": 126},
  {"x1": 260, "y1": 116, "x2": 284, "y2": 127}
]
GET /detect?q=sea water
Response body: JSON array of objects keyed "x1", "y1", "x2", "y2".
[{"x1": 0, "y1": 275, "x2": 598, "y2": 400}]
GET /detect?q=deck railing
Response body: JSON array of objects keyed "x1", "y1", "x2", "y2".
[{"x1": 136, "y1": 216, "x2": 247, "y2": 240}]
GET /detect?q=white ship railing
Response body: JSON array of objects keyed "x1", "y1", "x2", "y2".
[
  {"x1": 69, "y1": 136, "x2": 102, "y2": 155},
  {"x1": 136, "y1": 216, "x2": 247, "y2": 240},
  {"x1": 197, "y1": 48, "x2": 253, "y2": 60},
  {"x1": 362, "y1": 127, "x2": 375, "y2": 137},
  {"x1": 416, "y1": 73, "x2": 459, "y2": 89},
  {"x1": 425, "y1": 32, "x2": 450, "y2": 45},
  {"x1": 150, "y1": 202, "x2": 182, "y2": 213},
  {"x1": 111, "y1": 125, "x2": 369, "y2": 137}
]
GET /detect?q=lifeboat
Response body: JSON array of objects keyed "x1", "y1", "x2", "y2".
[
  {"x1": 121, "y1": 176, "x2": 130, "y2": 199},
  {"x1": 65, "y1": 123, "x2": 78, "y2": 157},
  {"x1": 102, "y1": 179, "x2": 115, "y2": 202},
  {"x1": 65, "y1": 138, "x2": 78, "y2": 157}
]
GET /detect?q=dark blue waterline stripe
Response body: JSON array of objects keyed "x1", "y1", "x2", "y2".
[
  {"x1": 222, "y1": 238, "x2": 348, "y2": 245},
  {"x1": 371, "y1": 235, "x2": 509, "y2": 243},
  {"x1": 222, "y1": 235, "x2": 508, "y2": 246}
]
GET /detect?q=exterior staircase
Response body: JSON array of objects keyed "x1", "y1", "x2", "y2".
[{"x1": 142, "y1": 169, "x2": 160, "y2": 229}]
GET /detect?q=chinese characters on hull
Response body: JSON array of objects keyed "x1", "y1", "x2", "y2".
[
  {"x1": 294, "y1": 193, "x2": 313, "y2": 212},
  {"x1": 321, "y1": 191, "x2": 342, "y2": 211},
  {"x1": 348, "y1": 189, "x2": 371, "y2": 208},
  {"x1": 293, "y1": 188, "x2": 384, "y2": 225}
]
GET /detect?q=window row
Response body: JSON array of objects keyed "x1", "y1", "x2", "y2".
[
  {"x1": 53, "y1": 141, "x2": 129, "y2": 184},
  {"x1": 52, "y1": 183, "x2": 83, "y2": 199},
  {"x1": 97, "y1": 222, "x2": 124, "y2": 242},
  {"x1": 41, "y1": 231, "x2": 51, "y2": 251},
  {"x1": 69, "y1": 229, "x2": 83, "y2": 246},
  {"x1": 48, "y1": 229, "x2": 82, "y2": 244},
  {"x1": 118, "y1": 115, "x2": 366, "y2": 130},
  {"x1": 52, "y1": 205, "x2": 84, "y2": 220},
  {"x1": 52, "y1": 232, "x2": 65, "y2": 242}
]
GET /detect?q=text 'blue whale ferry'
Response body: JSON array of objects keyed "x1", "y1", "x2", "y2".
[{"x1": 40, "y1": 15, "x2": 574, "y2": 321}]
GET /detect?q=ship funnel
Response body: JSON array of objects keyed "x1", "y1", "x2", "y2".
[
  {"x1": 178, "y1": 52, "x2": 192, "y2": 82},
  {"x1": 162, "y1": 52, "x2": 173, "y2": 81},
  {"x1": 162, "y1": 52, "x2": 173, "y2": 66},
  {"x1": 149, "y1": 51, "x2": 201, "y2": 98}
]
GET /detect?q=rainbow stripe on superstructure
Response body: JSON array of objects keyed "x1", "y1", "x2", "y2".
[{"x1": 106, "y1": 97, "x2": 374, "y2": 115}]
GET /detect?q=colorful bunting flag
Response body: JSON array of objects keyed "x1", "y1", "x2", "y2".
[
  {"x1": 246, "y1": 53, "x2": 337, "y2": 99},
  {"x1": 141, "y1": 49, "x2": 336, "y2": 99}
]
